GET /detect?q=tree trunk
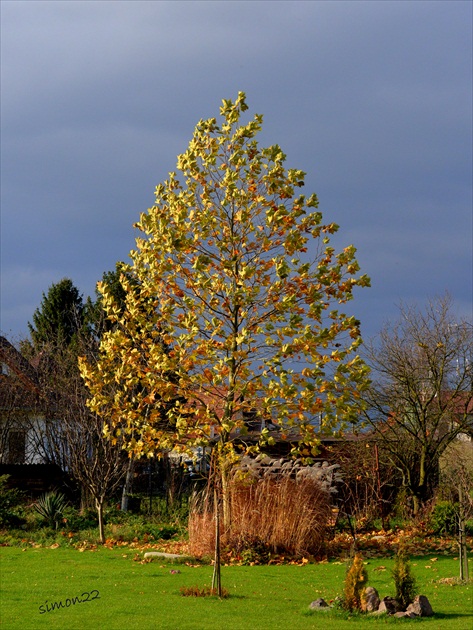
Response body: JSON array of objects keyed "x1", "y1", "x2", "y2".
[
  {"x1": 416, "y1": 448, "x2": 427, "y2": 515},
  {"x1": 412, "y1": 494, "x2": 420, "y2": 516},
  {"x1": 96, "y1": 498, "x2": 105, "y2": 544},
  {"x1": 221, "y1": 462, "x2": 231, "y2": 531},
  {"x1": 458, "y1": 484, "x2": 469, "y2": 581},
  {"x1": 121, "y1": 457, "x2": 134, "y2": 512},
  {"x1": 211, "y1": 486, "x2": 222, "y2": 597}
]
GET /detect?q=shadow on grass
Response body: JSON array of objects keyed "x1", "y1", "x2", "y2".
[
  {"x1": 177, "y1": 594, "x2": 247, "y2": 600},
  {"x1": 303, "y1": 609, "x2": 473, "y2": 623},
  {"x1": 431, "y1": 612, "x2": 473, "y2": 621}
]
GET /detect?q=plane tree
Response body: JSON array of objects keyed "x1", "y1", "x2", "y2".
[{"x1": 80, "y1": 93, "x2": 370, "y2": 576}]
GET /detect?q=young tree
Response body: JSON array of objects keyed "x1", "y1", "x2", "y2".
[
  {"x1": 344, "y1": 553, "x2": 368, "y2": 611},
  {"x1": 392, "y1": 541, "x2": 418, "y2": 610},
  {"x1": 438, "y1": 441, "x2": 473, "y2": 580},
  {"x1": 22, "y1": 276, "x2": 130, "y2": 540},
  {"x1": 80, "y1": 92, "x2": 369, "y2": 529},
  {"x1": 30, "y1": 329, "x2": 128, "y2": 543},
  {"x1": 363, "y1": 295, "x2": 473, "y2": 514}
]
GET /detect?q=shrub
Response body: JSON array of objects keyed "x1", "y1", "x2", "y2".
[
  {"x1": 152, "y1": 525, "x2": 179, "y2": 540},
  {"x1": 107, "y1": 514, "x2": 179, "y2": 542},
  {"x1": 392, "y1": 542, "x2": 418, "y2": 610},
  {"x1": 343, "y1": 553, "x2": 368, "y2": 612},
  {"x1": 34, "y1": 491, "x2": 68, "y2": 529},
  {"x1": 62, "y1": 506, "x2": 98, "y2": 531},
  {"x1": 0, "y1": 475, "x2": 25, "y2": 528},
  {"x1": 231, "y1": 533, "x2": 271, "y2": 565},
  {"x1": 430, "y1": 500, "x2": 458, "y2": 535}
]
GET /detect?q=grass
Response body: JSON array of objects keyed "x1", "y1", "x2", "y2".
[{"x1": 0, "y1": 547, "x2": 471, "y2": 630}]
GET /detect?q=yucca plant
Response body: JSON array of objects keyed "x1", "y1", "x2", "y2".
[{"x1": 34, "y1": 491, "x2": 68, "y2": 529}]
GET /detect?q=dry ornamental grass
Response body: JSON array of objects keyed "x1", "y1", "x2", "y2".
[{"x1": 189, "y1": 457, "x2": 337, "y2": 558}]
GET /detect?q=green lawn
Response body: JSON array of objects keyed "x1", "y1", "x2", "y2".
[{"x1": 0, "y1": 547, "x2": 471, "y2": 629}]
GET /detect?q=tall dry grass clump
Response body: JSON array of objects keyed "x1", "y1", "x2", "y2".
[
  {"x1": 188, "y1": 508, "x2": 215, "y2": 558},
  {"x1": 188, "y1": 455, "x2": 340, "y2": 558},
  {"x1": 229, "y1": 475, "x2": 330, "y2": 556}
]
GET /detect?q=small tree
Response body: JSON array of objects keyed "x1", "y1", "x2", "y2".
[
  {"x1": 344, "y1": 553, "x2": 368, "y2": 611},
  {"x1": 30, "y1": 333, "x2": 129, "y2": 543},
  {"x1": 80, "y1": 93, "x2": 370, "y2": 588},
  {"x1": 438, "y1": 441, "x2": 473, "y2": 581},
  {"x1": 22, "y1": 277, "x2": 129, "y2": 543},
  {"x1": 392, "y1": 541, "x2": 418, "y2": 609}
]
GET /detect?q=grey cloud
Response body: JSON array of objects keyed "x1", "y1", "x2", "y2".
[{"x1": 1, "y1": 0, "x2": 471, "y2": 339}]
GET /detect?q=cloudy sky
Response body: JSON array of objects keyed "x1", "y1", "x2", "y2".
[{"x1": 1, "y1": 0, "x2": 471, "y2": 341}]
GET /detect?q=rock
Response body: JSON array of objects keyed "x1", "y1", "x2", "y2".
[
  {"x1": 394, "y1": 611, "x2": 419, "y2": 618},
  {"x1": 309, "y1": 598, "x2": 330, "y2": 609},
  {"x1": 361, "y1": 586, "x2": 380, "y2": 612},
  {"x1": 378, "y1": 597, "x2": 402, "y2": 615},
  {"x1": 143, "y1": 552, "x2": 189, "y2": 560},
  {"x1": 406, "y1": 595, "x2": 434, "y2": 617}
]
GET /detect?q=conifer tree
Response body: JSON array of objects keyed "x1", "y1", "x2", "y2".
[{"x1": 28, "y1": 278, "x2": 84, "y2": 349}]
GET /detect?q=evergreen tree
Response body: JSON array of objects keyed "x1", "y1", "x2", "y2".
[
  {"x1": 392, "y1": 542, "x2": 418, "y2": 609},
  {"x1": 28, "y1": 278, "x2": 85, "y2": 349}
]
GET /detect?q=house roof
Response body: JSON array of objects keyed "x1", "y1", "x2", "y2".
[{"x1": 0, "y1": 336, "x2": 41, "y2": 395}]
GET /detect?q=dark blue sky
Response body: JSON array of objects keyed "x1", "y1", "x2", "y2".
[{"x1": 1, "y1": 0, "x2": 472, "y2": 340}]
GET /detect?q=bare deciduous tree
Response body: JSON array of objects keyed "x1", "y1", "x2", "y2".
[
  {"x1": 35, "y1": 338, "x2": 128, "y2": 543},
  {"x1": 363, "y1": 295, "x2": 473, "y2": 514}
]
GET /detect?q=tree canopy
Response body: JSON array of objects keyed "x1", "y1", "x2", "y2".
[
  {"x1": 84, "y1": 262, "x2": 133, "y2": 339},
  {"x1": 80, "y1": 92, "x2": 370, "y2": 461}
]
